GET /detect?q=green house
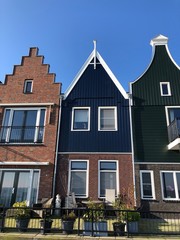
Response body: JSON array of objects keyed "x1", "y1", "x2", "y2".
[{"x1": 130, "y1": 35, "x2": 180, "y2": 211}]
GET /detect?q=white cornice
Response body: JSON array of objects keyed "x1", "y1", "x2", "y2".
[
  {"x1": 150, "y1": 34, "x2": 168, "y2": 46},
  {"x1": 0, "y1": 103, "x2": 54, "y2": 106},
  {"x1": 0, "y1": 161, "x2": 50, "y2": 165}
]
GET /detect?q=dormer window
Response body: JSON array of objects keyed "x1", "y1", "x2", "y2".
[
  {"x1": 24, "y1": 80, "x2": 33, "y2": 93},
  {"x1": 160, "y1": 82, "x2": 171, "y2": 96}
]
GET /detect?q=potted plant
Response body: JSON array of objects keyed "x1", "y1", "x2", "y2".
[
  {"x1": 40, "y1": 217, "x2": 53, "y2": 234},
  {"x1": 112, "y1": 194, "x2": 127, "y2": 236},
  {"x1": 12, "y1": 201, "x2": 30, "y2": 232},
  {"x1": 83, "y1": 201, "x2": 107, "y2": 236},
  {"x1": 127, "y1": 210, "x2": 140, "y2": 233},
  {"x1": 62, "y1": 211, "x2": 77, "y2": 234}
]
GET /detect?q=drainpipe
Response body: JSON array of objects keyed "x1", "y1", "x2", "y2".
[
  {"x1": 128, "y1": 83, "x2": 137, "y2": 207},
  {"x1": 52, "y1": 93, "x2": 63, "y2": 201}
]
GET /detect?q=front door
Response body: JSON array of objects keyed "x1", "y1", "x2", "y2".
[{"x1": 0, "y1": 170, "x2": 39, "y2": 207}]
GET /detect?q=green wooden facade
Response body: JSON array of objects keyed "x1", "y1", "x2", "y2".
[{"x1": 132, "y1": 40, "x2": 180, "y2": 163}]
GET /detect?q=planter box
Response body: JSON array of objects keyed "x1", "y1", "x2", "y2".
[
  {"x1": 113, "y1": 222, "x2": 126, "y2": 236},
  {"x1": 62, "y1": 220, "x2": 75, "y2": 234},
  {"x1": 16, "y1": 218, "x2": 30, "y2": 232},
  {"x1": 83, "y1": 221, "x2": 108, "y2": 236},
  {"x1": 128, "y1": 221, "x2": 139, "y2": 233},
  {"x1": 40, "y1": 219, "x2": 53, "y2": 234}
]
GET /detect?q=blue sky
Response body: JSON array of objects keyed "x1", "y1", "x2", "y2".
[{"x1": 0, "y1": 0, "x2": 180, "y2": 93}]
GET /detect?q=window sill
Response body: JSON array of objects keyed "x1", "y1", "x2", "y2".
[{"x1": 0, "y1": 142, "x2": 44, "y2": 146}]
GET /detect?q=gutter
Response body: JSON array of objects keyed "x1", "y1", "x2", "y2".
[{"x1": 52, "y1": 94, "x2": 63, "y2": 201}]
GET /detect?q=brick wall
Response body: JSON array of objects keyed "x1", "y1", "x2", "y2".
[
  {"x1": 56, "y1": 153, "x2": 134, "y2": 206},
  {"x1": 0, "y1": 48, "x2": 61, "y2": 200},
  {"x1": 135, "y1": 163, "x2": 180, "y2": 211}
]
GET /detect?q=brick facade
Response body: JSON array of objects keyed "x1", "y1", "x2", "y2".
[
  {"x1": 56, "y1": 153, "x2": 134, "y2": 206},
  {"x1": 0, "y1": 48, "x2": 61, "y2": 202},
  {"x1": 135, "y1": 163, "x2": 180, "y2": 212}
]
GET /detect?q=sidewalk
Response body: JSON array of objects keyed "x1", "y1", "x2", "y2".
[{"x1": 0, "y1": 233, "x2": 180, "y2": 240}]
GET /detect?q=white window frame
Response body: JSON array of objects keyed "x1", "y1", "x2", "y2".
[
  {"x1": 160, "y1": 171, "x2": 180, "y2": 200},
  {"x1": 160, "y1": 82, "x2": 171, "y2": 96},
  {"x1": 140, "y1": 170, "x2": 155, "y2": 200},
  {"x1": 1, "y1": 107, "x2": 46, "y2": 143},
  {"x1": 165, "y1": 106, "x2": 180, "y2": 126},
  {"x1": 98, "y1": 160, "x2": 119, "y2": 198},
  {"x1": 24, "y1": 80, "x2": 33, "y2": 93},
  {"x1": 68, "y1": 160, "x2": 89, "y2": 198},
  {"x1": 98, "y1": 106, "x2": 117, "y2": 131},
  {"x1": 71, "y1": 107, "x2": 90, "y2": 131}
]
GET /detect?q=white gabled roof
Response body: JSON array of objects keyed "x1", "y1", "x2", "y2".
[{"x1": 64, "y1": 46, "x2": 128, "y2": 99}]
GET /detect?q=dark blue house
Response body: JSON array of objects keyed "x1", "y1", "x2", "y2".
[{"x1": 56, "y1": 43, "x2": 133, "y2": 203}]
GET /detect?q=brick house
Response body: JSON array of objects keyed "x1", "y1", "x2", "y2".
[
  {"x1": 130, "y1": 35, "x2": 180, "y2": 211},
  {"x1": 56, "y1": 43, "x2": 134, "y2": 205},
  {"x1": 0, "y1": 48, "x2": 61, "y2": 207}
]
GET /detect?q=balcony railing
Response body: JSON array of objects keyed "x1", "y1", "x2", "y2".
[
  {"x1": 167, "y1": 118, "x2": 180, "y2": 143},
  {"x1": 0, "y1": 126, "x2": 44, "y2": 143}
]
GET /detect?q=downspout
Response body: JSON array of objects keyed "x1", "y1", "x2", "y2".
[
  {"x1": 128, "y1": 83, "x2": 137, "y2": 207},
  {"x1": 52, "y1": 93, "x2": 63, "y2": 201}
]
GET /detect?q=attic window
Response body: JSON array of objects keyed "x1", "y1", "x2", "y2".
[
  {"x1": 24, "y1": 80, "x2": 33, "y2": 93},
  {"x1": 160, "y1": 82, "x2": 171, "y2": 96},
  {"x1": 71, "y1": 107, "x2": 90, "y2": 131}
]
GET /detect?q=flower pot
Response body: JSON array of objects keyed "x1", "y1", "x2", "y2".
[
  {"x1": 16, "y1": 218, "x2": 29, "y2": 232},
  {"x1": 40, "y1": 219, "x2": 53, "y2": 234},
  {"x1": 128, "y1": 221, "x2": 139, "y2": 233},
  {"x1": 113, "y1": 222, "x2": 126, "y2": 236},
  {"x1": 62, "y1": 220, "x2": 75, "y2": 234},
  {"x1": 83, "y1": 221, "x2": 108, "y2": 236}
]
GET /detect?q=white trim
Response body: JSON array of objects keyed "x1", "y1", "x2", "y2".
[
  {"x1": 98, "y1": 106, "x2": 117, "y2": 131},
  {"x1": 24, "y1": 80, "x2": 33, "y2": 93},
  {"x1": 160, "y1": 82, "x2": 171, "y2": 96},
  {"x1": 2, "y1": 107, "x2": 46, "y2": 143},
  {"x1": 167, "y1": 138, "x2": 180, "y2": 150},
  {"x1": 135, "y1": 162, "x2": 180, "y2": 165},
  {"x1": 59, "y1": 152, "x2": 132, "y2": 155},
  {"x1": 165, "y1": 106, "x2": 180, "y2": 126},
  {"x1": 0, "y1": 161, "x2": 49, "y2": 165},
  {"x1": 68, "y1": 159, "x2": 89, "y2": 198},
  {"x1": 0, "y1": 103, "x2": 54, "y2": 106},
  {"x1": 71, "y1": 107, "x2": 90, "y2": 131},
  {"x1": 98, "y1": 160, "x2": 119, "y2": 199},
  {"x1": 64, "y1": 49, "x2": 128, "y2": 99},
  {"x1": 140, "y1": 170, "x2": 156, "y2": 200},
  {"x1": 160, "y1": 170, "x2": 180, "y2": 201},
  {"x1": 150, "y1": 34, "x2": 168, "y2": 46}
]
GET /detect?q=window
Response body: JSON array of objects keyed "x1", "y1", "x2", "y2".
[
  {"x1": 24, "y1": 80, "x2": 33, "y2": 93},
  {"x1": 0, "y1": 169, "x2": 39, "y2": 207},
  {"x1": 98, "y1": 161, "x2": 118, "y2": 198},
  {"x1": 160, "y1": 82, "x2": 171, "y2": 96},
  {"x1": 167, "y1": 108, "x2": 180, "y2": 124},
  {"x1": 71, "y1": 107, "x2": 90, "y2": 131},
  {"x1": 68, "y1": 160, "x2": 88, "y2": 197},
  {"x1": 161, "y1": 171, "x2": 180, "y2": 200},
  {"x1": 98, "y1": 107, "x2": 117, "y2": 131},
  {"x1": 0, "y1": 108, "x2": 45, "y2": 143},
  {"x1": 140, "y1": 170, "x2": 155, "y2": 200}
]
